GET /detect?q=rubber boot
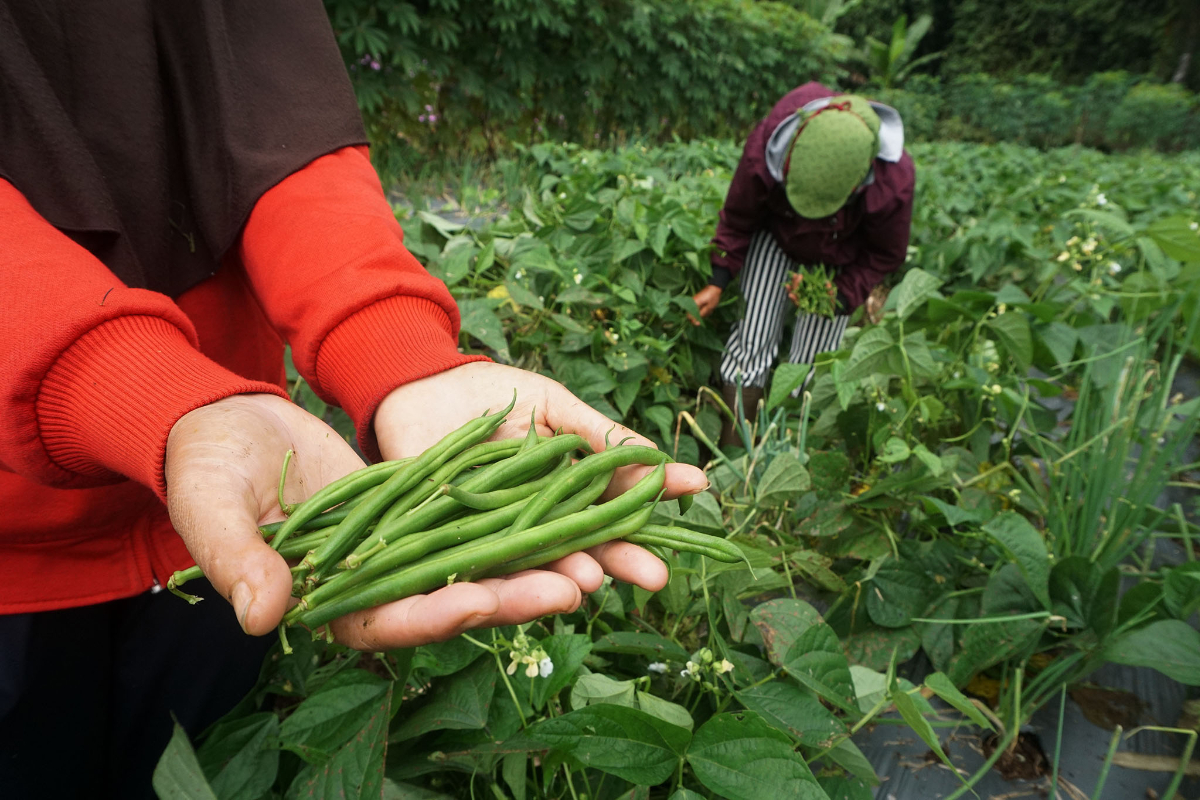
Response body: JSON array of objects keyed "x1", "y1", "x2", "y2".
[{"x1": 718, "y1": 384, "x2": 764, "y2": 447}]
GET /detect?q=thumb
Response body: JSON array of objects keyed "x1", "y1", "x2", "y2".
[{"x1": 167, "y1": 479, "x2": 294, "y2": 635}]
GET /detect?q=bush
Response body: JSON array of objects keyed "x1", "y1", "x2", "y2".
[{"x1": 1106, "y1": 81, "x2": 1198, "y2": 151}]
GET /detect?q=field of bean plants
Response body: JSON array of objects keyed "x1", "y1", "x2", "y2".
[{"x1": 155, "y1": 140, "x2": 1200, "y2": 800}]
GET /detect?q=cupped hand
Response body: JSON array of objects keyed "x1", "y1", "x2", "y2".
[
  {"x1": 165, "y1": 394, "x2": 365, "y2": 637},
  {"x1": 331, "y1": 361, "x2": 710, "y2": 650}
]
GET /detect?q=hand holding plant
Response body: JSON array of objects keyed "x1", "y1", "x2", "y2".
[{"x1": 785, "y1": 264, "x2": 838, "y2": 316}]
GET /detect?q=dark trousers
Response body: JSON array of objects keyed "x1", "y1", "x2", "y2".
[{"x1": 0, "y1": 580, "x2": 273, "y2": 799}]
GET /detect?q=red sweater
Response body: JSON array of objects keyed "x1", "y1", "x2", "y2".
[
  {"x1": 0, "y1": 146, "x2": 487, "y2": 614},
  {"x1": 710, "y1": 82, "x2": 916, "y2": 310}
]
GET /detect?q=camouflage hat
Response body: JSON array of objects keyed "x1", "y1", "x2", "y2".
[{"x1": 784, "y1": 96, "x2": 881, "y2": 219}]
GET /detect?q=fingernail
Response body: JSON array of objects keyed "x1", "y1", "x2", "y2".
[{"x1": 232, "y1": 581, "x2": 253, "y2": 633}]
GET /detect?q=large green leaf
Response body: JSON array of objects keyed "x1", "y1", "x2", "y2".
[
  {"x1": 686, "y1": 712, "x2": 826, "y2": 800},
  {"x1": 1146, "y1": 215, "x2": 1200, "y2": 262},
  {"x1": 288, "y1": 683, "x2": 391, "y2": 799},
  {"x1": 531, "y1": 634, "x2": 592, "y2": 710},
  {"x1": 390, "y1": 657, "x2": 496, "y2": 742},
  {"x1": 153, "y1": 722, "x2": 219, "y2": 800},
  {"x1": 749, "y1": 598, "x2": 822, "y2": 666},
  {"x1": 756, "y1": 452, "x2": 811, "y2": 507},
  {"x1": 983, "y1": 512, "x2": 1050, "y2": 609},
  {"x1": 985, "y1": 312, "x2": 1033, "y2": 370},
  {"x1": 893, "y1": 267, "x2": 943, "y2": 320},
  {"x1": 924, "y1": 672, "x2": 994, "y2": 730},
  {"x1": 1105, "y1": 620, "x2": 1200, "y2": 685},
  {"x1": 279, "y1": 670, "x2": 392, "y2": 759},
  {"x1": 196, "y1": 713, "x2": 280, "y2": 800},
  {"x1": 736, "y1": 681, "x2": 846, "y2": 746},
  {"x1": 528, "y1": 704, "x2": 689, "y2": 785},
  {"x1": 782, "y1": 624, "x2": 857, "y2": 713},
  {"x1": 866, "y1": 562, "x2": 930, "y2": 628},
  {"x1": 457, "y1": 298, "x2": 512, "y2": 362},
  {"x1": 840, "y1": 327, "x2": 896, "y2": 382},
  {"x1": 1050, "y1": 556, "x2": 1118, "y2": 635},
  {"x1": 766, "y1": 362, "x2": 811, "y2": 412}
]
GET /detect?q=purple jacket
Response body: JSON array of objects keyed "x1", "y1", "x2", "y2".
[{"x1": 710, "y1": 82, "x2": 915, "y2": 310}]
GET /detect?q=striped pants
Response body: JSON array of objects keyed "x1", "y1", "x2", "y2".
[{"x1": 719, "y1": 231, "x2": 850, "y2": 389}]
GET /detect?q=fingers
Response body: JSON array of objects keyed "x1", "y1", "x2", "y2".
[
  {"x1": 166, "y1": 471, "x2": 295, "y2": 636},
  {"x1": 584, "y1": 541, "x2": 670, "y2": 592},
  {"x1": 329, "y1": 572, "x2": 582, "y2": 651}
]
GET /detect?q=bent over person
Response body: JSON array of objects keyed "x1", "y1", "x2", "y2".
[
  {"x1": 0, "y1": 2, "x2": 704, "y2": 796},
  {"x1": 691, "y1": 82, "x2": 916, "y2": 440}
]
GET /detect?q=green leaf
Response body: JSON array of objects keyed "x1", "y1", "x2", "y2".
[
  {"x1": 893, "y1": 268, "x2": 943, "y2": 320},
  {"x1": 819, "y1": 775, "x2": 874, "y2": 800},
  {"x1": 288, "y1": 682, "x2": 391, "y2": 799},
  {"x1": 919, "y1": 496, "x2": 984, "y2": 527},
  {"x1": 390, "y1": 657, "x2": 496, "y2": 741},
  {"x1": 877, "y1": 437, "x2": 910, "y2": 464},
  {"x1": 749, "y1": 598, "x2": 822, "y2": 666},
  {"x1": 867, "y1": 563, "x2": 930, "y2": 628},
  {"x1": 686, "y1": 712, "x2": 826, "y2": 800},
  {"x1": 437, "y1": 237, "x2": 477, "y2": 286},
  {"x1": 153, "y1": 722, "x2": 219, "y2": 800},
  {"x1": 591, "y1": 631, "x2": 690, "y2": 663},
  {"x1": 840, "y1": 327, "x2": 896, "y2": 382},
  {"x1": 1037, "y1": 322, "x2": 1079, "y2": 368},
  {"x1": 528, "y1": 704, "x2": 689, "y2": 785},
  {"x1": 502, "y1": 753, "x2": 527, "y2": 800},
  {"x1": 822, "y1": 739, "x2": 879, "y2": 786},
  {"x1": 983, "y1": 512, "x2": 1051, "y2": 609},
  {"x1": 782, "y1": 624, "x2": 857, "y2": 713},
  {"x1": 924, "y1": 672, "x2": 994, "y2": 731},
  {"x1": 911, "y1": 444, "x2": 943, "y2": 476},
  {"x1": 614, "y1": 238, "x2": 647, "y2": 262},
  {"x1": 1146, "y1": 215, "x2": 1200, "y2": 262},
  {"x1": 457, "y1": 298, "x2": 512, "y2": 362},
  {"x1": 1105, "y1": 620, "x2": 1200, "y2": 685},
  {"x1": 892, "y1": 690, "x2": 955, "y2": 773},
  {"x1": 196, "y1": 713, "x2": 280, "y2": 800},
  {"x1": 417, "y1": 210, "x2": 466, "y2": 238},
  {"x1": 736, "y1": 681, "x2": 846, "y2": 746},
  {"x1": 279, "y1": 670, "x2": 391, "y2": 759},
  {"x1": 635, "y1": 691, "x2": 694, "y2": 731},
  {"x1": 474, "y1": 239, "x2": 496, "y2": 276},
  {"x1": 668, "y1": 791, "x2": 706, "y2": 800},
  {"x1": 985, "y1": 312, "x2": 1033, "y2": 371},
  {"x1": 1050, "y1": 556, "x2": 1119, "y2": 635},
  {"x1": 766, "y1": 363, "x2": 810, "y2": 411},
  {"x1": 531, "y1": 634, "x2": 592, "y2": 709},
  {"x1": 1165, "y1": 562, "x2": 1200, "y2": 620},
  {"x1": 571, "y1": 673, "x2": 637, "y2": 710},
  {"x1": 756, "y1": 452, "x2": 812, "y2": 507}
]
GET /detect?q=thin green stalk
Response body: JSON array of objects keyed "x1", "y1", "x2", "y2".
[
  {"x1": 1049, "y1": 684, "x2": 1066, "y2": 800},
  {"x1": 1092, "y1": 725, "x2": 1122, "y2": 799}
]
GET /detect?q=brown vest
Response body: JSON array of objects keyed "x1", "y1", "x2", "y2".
[{"x1": 0, "y1": 0, "x2": 367, "y2": 296}]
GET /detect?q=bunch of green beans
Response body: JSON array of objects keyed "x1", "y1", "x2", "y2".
[{"x1": 166, "y1": 394, "x2": 744, "y2": 645}]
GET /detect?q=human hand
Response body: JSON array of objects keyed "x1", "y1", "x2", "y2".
[
  {"x1": 165, "y1": 394, "x2": 365, "y2": 637},
  {"x1": 328, "y1": 361, "x2": 709, "y2": 650},
  {"x1": 865, "y1": 284, "x2": 888, "y2": 325},
  {"x1": 689, "y1": 285, "x2": 723, "y2": 325}
]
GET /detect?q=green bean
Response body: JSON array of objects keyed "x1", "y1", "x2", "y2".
[
  {"x1": 475, "y1": 501, "x2": 658, "y2": 578},
  {"x1": 259, "y1": 492, "x2": 370, "y2": 538},
  {"x1": 504, "y1": 445, "x2": 669, "y2": 538},
  {"x1": 267, "y1": 457, "x2": 414, "y2": 552},
  {"x1": 301, "y1": 469, "x2": 608, "y2": 607},
  {"x1": 276, "y1": 525, "x2": 337, "y2": 560},
  {"x1": 342, "y1": 434, "x2": 587, "y2": 568},
  {"x1": 289, "y1": 464, "x2": 665, "y2": 628},
  {"x1": 677, "y1": 492, "x2": 695, "y2": 515},
  {"x1": 441, "y1": 455, "x2": 570, "y2": 509},
  {"x1": 375, "y1": 438, "x2": 527, "y2": 529},
  {"x1": 623, "y1": 531, "x2": 744, "y2": 564},
  {"x1": 299, "y1": 395, "x2": 517, "y2": 578}
]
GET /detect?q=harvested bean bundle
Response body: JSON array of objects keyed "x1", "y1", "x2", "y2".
[{"x1": 166, "y1": 394, "x2": 744, "y2": 645}]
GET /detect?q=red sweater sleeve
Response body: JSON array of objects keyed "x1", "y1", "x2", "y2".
[
  {"x1": 237, "y1": 146, "x2": 488, "y2": 461},
  {"x1": 0, "y1": 179, "x2": 289, "y2": 500}
]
